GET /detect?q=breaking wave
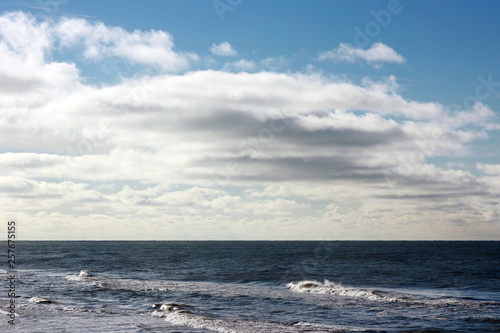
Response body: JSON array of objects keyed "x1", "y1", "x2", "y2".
[
  {"x1": 286, "y1": 280, "x2": 499, "y2": 307},
  {"x1": 151, "y1": 302, "x2": 363, "y2": 333}
]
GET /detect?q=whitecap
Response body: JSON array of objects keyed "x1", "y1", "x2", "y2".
[
  {"x1": 28, "y1": 297, "x2": 53, "y2": 304},
  {"x1": 79, "y1": 270, "x2": 90, "y2": 277},
  {"x1": 286, "y1": 279, "x2": 499, "y2": 307}
]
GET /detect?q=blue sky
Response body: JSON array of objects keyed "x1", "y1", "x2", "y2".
[
  {"x1": 0, "y1": 0, "x2": 499, "y2": 240},
  {"x1": 6, "y1": 1, "x2": 499, "y2": 100}
]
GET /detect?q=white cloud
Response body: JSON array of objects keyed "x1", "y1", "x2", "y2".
[
  {"x1": 318, "y1": 42, "x2": 405, "y2": 67},
  {"x1": 260, "y1": 56, "x2": 289, "y2": 71},
  {"x1": 477, "y1": 163, "x2": 500, "y2": 175},
  {"x1": 0, "y1": 12, "x2": 80, "y2": 106},
  {"x1": 55, "y1": 17, "x2": 195, "y2": 71},
  {"x1": 223, "y1": 59, "x2": 255, "y2": 72},
  {"x1": 1, "y1": 11, "x2": 499, "y2": 240},
  {"x1": 210, "y1": 41, "x2": 237, "y2": 56}
]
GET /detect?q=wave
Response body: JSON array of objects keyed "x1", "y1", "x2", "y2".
[
  {"x1": 78, "y1": 270, "x2": 90, "y2": 277},
  {"x1": 66, "y1": 270, "x2": 279, "y2": 297},
  {"x1": 29, "y1": 297, "x2": 53, "y2": 304},
  {"x1": 287, "y1": 280, "x2": 388, "y2": 301},
  {"x1": 151, "y1": 302, "x2": 364, "y2": 333},
  {"x1": 286, "y1": 280, "x2": 499, "y2": 307},
  {"x1": 67, "y1": 271, "x2": 369, "y2": 332},
  {"x1": 66, "y1": 270, "x2": 170, "y2": 292},
  {"x1": 68, "y1": 271, "x2": 499, "y2": 309},
  {"x1": 65, "y1": 271, "x2": 499, "y2": 331}
]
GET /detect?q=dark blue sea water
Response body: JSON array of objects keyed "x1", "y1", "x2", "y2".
[{"x1": 1, "y1": 241, "x2": 499, "y2": 332}]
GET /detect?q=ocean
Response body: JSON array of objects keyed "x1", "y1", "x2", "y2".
[{"x1": 1, "y1": 241, "x2": 499, "y2": 332}]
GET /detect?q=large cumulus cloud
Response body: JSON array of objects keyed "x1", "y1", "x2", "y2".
[{"x1": 1, "y1": 11, "x2": 499, "y2": 240}]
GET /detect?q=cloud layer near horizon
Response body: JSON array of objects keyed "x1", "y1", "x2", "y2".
[{"x1": 1, "y1": 12, "x2": 499, "y2": 240}]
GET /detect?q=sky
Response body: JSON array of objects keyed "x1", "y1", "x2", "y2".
[{"x1": 1, "y1": 0, "x2": 499, "y2": 240}]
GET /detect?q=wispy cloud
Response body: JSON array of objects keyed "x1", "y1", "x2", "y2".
[
  {"x1": 318, "y1": 42, "x2": 405, "y2": 67},
  {"x1": 223, "y1": 59, "x2": 255, "y2": 71}
]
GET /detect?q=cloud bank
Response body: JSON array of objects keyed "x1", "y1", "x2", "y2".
[{"x1": 1, "y1": 12, "x2": 499, "y2": 240}]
